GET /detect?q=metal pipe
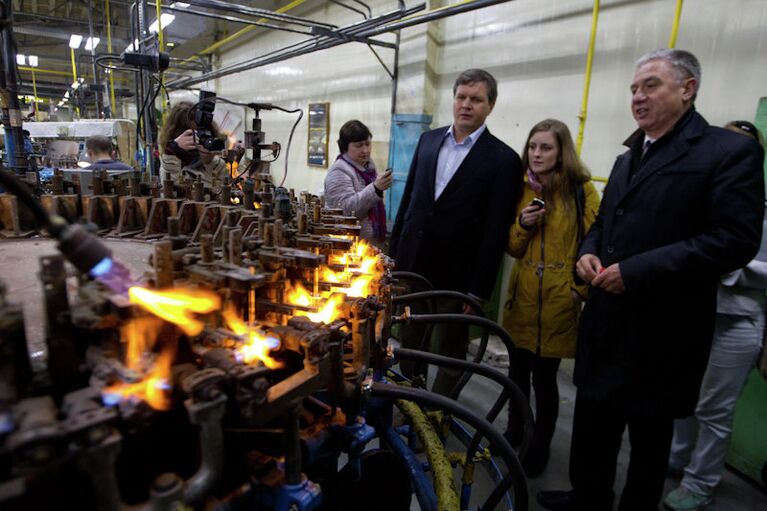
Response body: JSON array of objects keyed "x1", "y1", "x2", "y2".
[
  {"x1": 106, "y1": 0, "x2": 117, "y2": 116},
  {"x1": 382, "y1": 426, "x2": 438, "y2": 511},
  {"x1": 150, "y1": 2, "x2": 314, "y2": 36},
  {"x1": 369, "y1": 383, "x2": 528, "y2": 511},
  {"x1": 182, "y1": 394, "x2": 227, "y2": 504},
  {"x1": 575, "y1": 0, "x2": 599, "y2": 156},
  {"x1": 88, "y1": 0, "x2": 103, "y2": 116},
  {"x1": 187, "y1": 0, "x2": 337, "y2": 29},
  {"x1": 168, "y1": 4, "x2": 425, "y2": 88},
  {"x1": 364, "y1": 0, "x2": 511, "y2": 37},
  {"x1": 668, "y1": 0, "x2": 684, "y2": 48},
  {"x1": 0, "y1": 0, "x2": 28, "y2": 174}
]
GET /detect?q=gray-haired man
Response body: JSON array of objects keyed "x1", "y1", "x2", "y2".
[{"x1": 538, "y1": 49, "x2": 764, "y2": 510}]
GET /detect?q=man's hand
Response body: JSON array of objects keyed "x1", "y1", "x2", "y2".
[
  {"x1": 576, "y1": 254, "x2": 603, "y2": 284},
  {"x1": 174, "y1": 129, "x2": 197, "y2": 151},
  {"x1": 591, "y1": 263, "x2": 626, "y2": 294}
]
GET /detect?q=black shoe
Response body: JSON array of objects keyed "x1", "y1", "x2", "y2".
[{"x1": 537, "y1": 490, "x2": 576, "y2": 510}]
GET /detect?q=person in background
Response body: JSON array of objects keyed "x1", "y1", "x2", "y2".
[
  {"x1": 158, "y1": 101, "x2": 226, "y2": 188},
  {"x1": 503, "y1": 119, "x2": 600, "y2": 477},
  {"x1": 22, "y1": 129, "x2": 38, "y2": 171},
  {"x1": 84, "y1": 135, "x2": 133, "y2": 171},
  {"x1": 663, "y1": 120, "x2": 767, "y2": 511},
  {"x1": 538, "y1": 49, "x2": 764, "y2": 511},
  {"x1": 389, "y1": 68, "x2": 523, "y2": 395},
  {"x1": 323, "y1": 120, "x2": 392, "y2": 247}
]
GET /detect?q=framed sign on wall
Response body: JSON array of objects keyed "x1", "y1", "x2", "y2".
[{"x1": 307, "y1": 102, "x2": 330, "y2": 167}]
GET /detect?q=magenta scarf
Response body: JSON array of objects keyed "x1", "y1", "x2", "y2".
[
  {"x1": 339, "y1": 154, "x2": 387, "y2": 241},
  {"x1": 526, "y1": 168, "x2": 544, "y2": 193}
]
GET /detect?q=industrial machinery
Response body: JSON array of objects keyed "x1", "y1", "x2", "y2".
[{"x1": 0, "y1": 107, "x2": 529, "y2": 511}]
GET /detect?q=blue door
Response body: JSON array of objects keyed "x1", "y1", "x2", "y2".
[{"x1": 386, "y1": 113, "x2": 432, "y2": 227}]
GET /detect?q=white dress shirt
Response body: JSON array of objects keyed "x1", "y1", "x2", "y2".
[{"x1": 434, "y1": 124, "x2": 486, "y2": 200}]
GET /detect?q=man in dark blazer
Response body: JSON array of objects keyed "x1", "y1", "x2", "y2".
[
  {"x1": 389, "y1": 68, "x2": 523, "y2": 395},
  {"x1": 539, "y1": 49, "x2": 765, "y2": 511}
]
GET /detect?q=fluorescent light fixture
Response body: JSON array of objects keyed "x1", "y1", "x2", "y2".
[
  {"x1": 28, "y1": 55, "x2": 38, "y2": 67},
  {"x1": 71, "y1": 81, "x2": 80, "y2": 90},
  {"x1": 16, "y1": 54, "x2": 26, "y2": 66},
  {"x1": 84, "y1": 37, "x2": 100, "y2": 51},
  {"x1": 125, "y1": 39, "x2": 139, "y2": 53},
  {"x1": 69, "y1": 34, "x2": 83, "y2": 49},
  {"x1": 77, "y1": 161, "x2": 91, "y2": 168},
  {"x1": 64, "y1": 91, "x2": 70, "y2": 99},
  {"x1": 170, "y1": 2, "x2": 190, "y2": 7},
  {"x1": 149, "y1": 13, "x2": 175, "y2": 33}
]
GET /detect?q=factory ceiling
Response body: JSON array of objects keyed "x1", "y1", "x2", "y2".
[{"x1": 10, "y1": 0, "x2": 262, "y2": 104}]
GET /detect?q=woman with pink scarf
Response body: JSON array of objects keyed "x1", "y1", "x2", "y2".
[
  {"x1": 502, "y1": 119, "x2": 601, "y2": 476},
  {"x1": 324, "y1": 120, "x2": 393, "y2": 246}
]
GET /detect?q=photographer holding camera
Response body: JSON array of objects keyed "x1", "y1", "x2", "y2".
[{"x1": 159, "y1": 101, "x2": 227, "y2": 189}]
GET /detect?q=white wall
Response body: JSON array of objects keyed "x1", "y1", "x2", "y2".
[{"x1": 208, "y1": 0, "x2": 767, "y2": 192}]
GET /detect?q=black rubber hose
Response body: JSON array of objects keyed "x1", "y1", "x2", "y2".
[
  {"x1": 391, "y1": 271, "x2": 434, "y2": 291},
  {"x1": 393, "y1": 347, "x2": 533, "y2": 460},
  {"x1": 392, "y1": 290, "x2": 485, "y2": 316},
  {"x1": 395, "y1": 313, "x2": 514, "y2": 356},
  {"x1": 392, "y1": 291, "x2": 492, "y2": 399},
  {"x1": 369, "y1": 382, "x2": 528, "y2": 511}
]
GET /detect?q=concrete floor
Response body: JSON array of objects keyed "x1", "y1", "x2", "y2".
[
  {"x1": 450, "y1": 354, "x2": 767, "y2": 511},
  {"x1": 1, "y1": 238, "x2": 765, "y2": 510}
]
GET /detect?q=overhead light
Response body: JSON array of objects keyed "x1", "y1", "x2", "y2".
[
  {"x1": 64, "y1": 91, "x2": 70, "y2": 99},
  {"x1": 16, "y1": 54, "x2": 25, "y2": 66},
  {"x1": 170, "y1": 2, "x2": 190, "y2": 7},
  {"x1": 125, "y1": 39, "x2": 139, "y2": 53},
  {"x1": 149, "y1": 13, "x2": 175, "y2": 33},
  {"x1": 84, "y1": 37, "x2": 100, "y2": 51},
  {"x1": 69, "y1": 34, "x2": 83, "y2": 49},
  {"x1": 28, "y1": 55, "x2": 39, "y2": 67},
  {"x1": 71, "y1": 81, "x2": 79, "y2": 90}
]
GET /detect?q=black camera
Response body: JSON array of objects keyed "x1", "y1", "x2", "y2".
[{"x1": 194, "y1": 90, "x2": 226, "y2": 152}]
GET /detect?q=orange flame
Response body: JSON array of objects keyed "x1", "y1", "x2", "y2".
[
  {"x1": 103, "y1": 342, "x2": 175, "y2": 411},
  {"x1": 223, "y1": 307, "x2": 282, "y2": 369},
  {"x1": 286, "y1": 281, "x2": 313, "y2": 307},
  {"x1": 300, "y1": 293, "x2": 344, "y2": 324},
  {"x1": 128, "y1": 286, "x2": 220, "y2": 336},
  {"x1": 121, "y1": 316, "x2": 163, "y2": 370}
]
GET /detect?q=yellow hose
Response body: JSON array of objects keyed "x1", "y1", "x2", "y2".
[
  {"x1": 575, "y1": 0, "x2": 600, "y2": 156},
  {"x1": 106, "y1": 0, "x2": 117, "y2": 115},
  {"x1": 396, "y1": 399, "x2": 460, "y2": 511},
  {"x1": 668, "y1": 0, "x2": 684, "y2": 48}
]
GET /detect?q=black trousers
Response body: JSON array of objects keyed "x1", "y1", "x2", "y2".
[
  {"x1": 569, "y1": 392, "x2": 675, "y2": 511},
  {"x1": 507, "y1": 348, "x2": 562, "y2": 459},
  {"x1": 398, "y1": 297, "x2": 468, "y2": 396}
]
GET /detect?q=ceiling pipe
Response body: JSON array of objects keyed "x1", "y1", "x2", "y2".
[
  {"x1": 185, "y1": 0, "x2": 338, "y2": 30},
  {"x1": 167, "y1": 3, "x2": 425, "y2": 88},
  {"x1": 151, "y1": 2, "x2": 314, "y2": 36},
  {"x1": 364, "y1": 0, "x2": 511, "y2": 36}
]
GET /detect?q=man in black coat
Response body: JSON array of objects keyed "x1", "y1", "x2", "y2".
[
  {"x1": 539, "y1": 49, "x2": 765, "y2": 511},
  {"x1": 389, "y1": 68, "x2": 523, "y2": 395}
]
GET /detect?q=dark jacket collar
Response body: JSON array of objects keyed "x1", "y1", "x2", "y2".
[{"x1": 623, "y1": 106, "x2": 702, "y2": 153}]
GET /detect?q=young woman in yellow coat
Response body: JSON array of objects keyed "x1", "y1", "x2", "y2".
[{"x1": 503, "y1": 119, "x2": 600, "y2": 476}]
